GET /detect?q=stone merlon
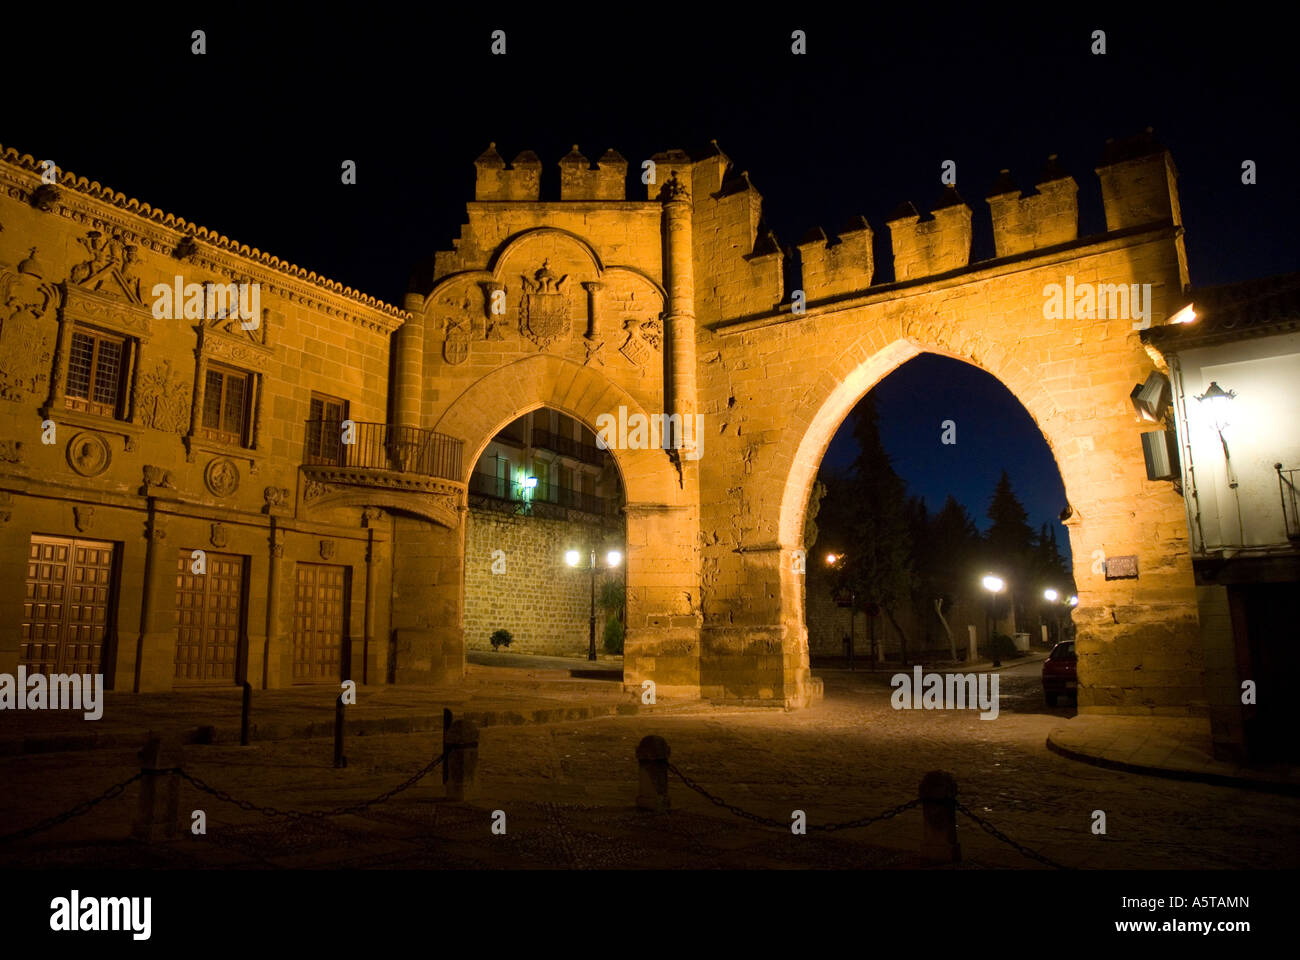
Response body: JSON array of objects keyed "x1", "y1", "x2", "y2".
[
  {"x1": 796, "y1": 216, "x2": 874, "y2": 302},
  {"x1": 885, "y1": 185, "x2": 973, "y2": 281},
  {"x1": 986, "y1": 155, "x2": 1079, "y2": 258}
]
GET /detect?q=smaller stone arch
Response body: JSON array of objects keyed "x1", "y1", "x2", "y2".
[{"x1": 433, "y1": 353, "x2": 698, "y2": 695}]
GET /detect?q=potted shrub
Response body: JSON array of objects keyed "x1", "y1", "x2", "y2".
[
  {"x1": 602, "y1": 618, "x2": 625, "y2": 655},
  {"x1": 489, "y1": 628, "x2": 513, "y2": 651}
]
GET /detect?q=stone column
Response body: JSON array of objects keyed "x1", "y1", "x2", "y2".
[
  {"x1": 262, "y1": 524, "x2": 284, "y2": 688},
  {"x1": 362, "y1": 508, "x2": 383, "y2": 686},
  {"x1": 134, "y1": 505, "x2": 175, "y2": 692},
  {"x1": 660, "y1": 173, "x2": 698, "y2": 432},
  {"x1": 396, "y1": 292, "x2": 426, "y2": 429}
]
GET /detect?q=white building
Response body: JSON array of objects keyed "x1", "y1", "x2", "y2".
[{"x1": 1141, "y1": 272, "x2": 1300, "y2": 764}]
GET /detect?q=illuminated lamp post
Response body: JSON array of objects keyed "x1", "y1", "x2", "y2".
[
  {"x1": 826, "y1": 552, "x2": 855, "y2": 669},
  {"x1": 566, "y1": 547, "x2": 623, "y2": 661},
  {"x1": 981, "y1": 574, "x2": 1005, "y2": 667},
  {"x1": 1043, "y1": 588, "x2": 1058, "y2": 645}
]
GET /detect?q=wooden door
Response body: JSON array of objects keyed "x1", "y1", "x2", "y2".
[
  {"x1": 22, "y1": 535, "x2": 115, "y2": 673},
  {"x1": 174, "y1": 550, "x2": 244, "y2": 683},
  {"x1": 292, "y1": 563, "x2": 349, "y2": 682}
]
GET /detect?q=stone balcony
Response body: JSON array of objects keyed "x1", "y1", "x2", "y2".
[{"x1": 300, "y1": 420, "x2": 465, "y2": 527}]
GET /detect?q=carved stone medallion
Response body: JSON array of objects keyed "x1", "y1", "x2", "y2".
[
  {"x1": 319, "y1": 539, "x2": 336, "y2": 560},
  {"x1": 204, "y1": 457, "x2": 240, "y2": 497},
  {"x1": 66, "y1": 432, "x2": 111, "y2": 477},
  {"x1": 210, "y1": 522, "x2": 228, "y2": 548}
]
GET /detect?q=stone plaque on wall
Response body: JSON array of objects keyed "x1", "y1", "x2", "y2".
[{"x1": 1104, "y1": 555, "x2": 1139, "y2": 580}]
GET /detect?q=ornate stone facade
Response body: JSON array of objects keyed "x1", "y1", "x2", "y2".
[{"x1": 0, "y1": 134, "x2": 1219, "y2": 732}]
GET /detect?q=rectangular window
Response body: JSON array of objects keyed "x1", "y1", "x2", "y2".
[
  {"x1": 201, "y1": 364, "x2": 252, "y2": 446},
  {"x1": 64, "y1": 326, "x2": 128, "y2": 418},
  {"x1": 306, "y1": 393, "x2": 347, "y2": 464},
  {"x1": 496, "y1": 456, "x2": 509, "y2": 499}
]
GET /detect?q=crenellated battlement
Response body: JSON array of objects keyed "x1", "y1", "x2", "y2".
[
  {"x1": 452, "y1": 130, "x2": 1185, "y2": 319},
  {"x1": 474, "y1": 143, "x2": 541, "y2": 201},
  {"x1": 559, "y1": 145, "x2": 628, "y2": 200}
]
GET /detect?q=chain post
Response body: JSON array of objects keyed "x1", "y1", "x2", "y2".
[
  {"x1": 918, "y1": 770, "x2": 961, "y2": 863},
  {"x1": 132, "y1": 736, "x2": 183, "y2": 843},
  {"x1": 635, "y1": 735, "x2": 671, "y2": 812}
]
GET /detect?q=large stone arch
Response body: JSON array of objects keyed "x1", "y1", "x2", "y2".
[
  {"x1": 725, "y1": 304, "x2": 1202, "y2": 712},
  {"x1": 432, "y1": 354, "x2": 698, "y2": 694},
  {"x1": 771, "y1": 332, "x2": 1069, "y2": 661}
]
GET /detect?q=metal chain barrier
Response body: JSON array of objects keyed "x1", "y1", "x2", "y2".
[
  {"x1": 176, "y1": 752, "x2": 447, "y2": 821},
  {"x1": 956, "y1": 800, "x2": 1073, "y2": 870},
  {"x1": 668, "y1": 761, "x2": 921, "y2": 831},
  {"x1": 0, "y1": 771, "x2": 145, "y2": 846}
]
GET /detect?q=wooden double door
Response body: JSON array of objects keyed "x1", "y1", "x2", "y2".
[
  {"x1": 22, "y1": 535, "x2": 116, "y2": 674},
  {"x1": 292, "y1": 562, "x2": 350, "y2": 683},
  {"x1": 175, "y1": 549, "x2": 246, "y2": 683}
]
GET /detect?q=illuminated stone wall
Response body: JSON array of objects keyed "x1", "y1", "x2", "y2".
[{"x1": 463, "y1": 506, "x2": 624, "y2": 658}]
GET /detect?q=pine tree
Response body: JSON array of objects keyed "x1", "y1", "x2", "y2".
[
  {"x1": 838, "y1": 396, "x2": 916, "y2": 658},
  {"x1": 986, "y1": 470, "x2": 1035, "y2": 630}
]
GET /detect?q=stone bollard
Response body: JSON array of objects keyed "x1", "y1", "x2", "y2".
[
  {"x1": 635, "y1": 735, "x2": 671, "y2": 813},
  {"x1": 445, "y1": 719, "x2": 479, "y2": 801},
  {"x1": 918, "y1": 770, "x2": 961, "y2": 863},
  {"x1": 132, "y1": 736, "x2": 182, "y2": 843}
]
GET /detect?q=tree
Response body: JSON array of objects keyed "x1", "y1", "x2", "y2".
[
  {"x1": 837, "y1": 396, "x2": 917, "y2": 659},
  {"x1": 986, "y1": 471, "x2": 1035, "y2": 631},
  {"x1": 803, "y1": 478, "x2": 828, "y2": 552},
  {"x1": 924, "y1": 495, "x2": 982, "y2": 657}
]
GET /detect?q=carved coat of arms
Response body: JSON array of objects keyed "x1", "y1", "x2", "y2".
[
  {"x1": 519, "y1": 261, "x2": 570, "y2": 350},
  {"x1": 619, "y1": 314, "x2": 663, "y2": 368},
  {"x1": 443, "y1": 319, "x2": 468, "y2": 365}
]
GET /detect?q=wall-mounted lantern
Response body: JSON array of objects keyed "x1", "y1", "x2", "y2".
[{"x1": 1195, "y1": 381, "x2": 1237, "y2": 432}]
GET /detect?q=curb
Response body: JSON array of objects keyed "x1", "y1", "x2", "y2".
[
  {"x1": 0, "y1": 699, "x2": 703, "y2": 757},
  {"x1": 1045, "y1": 730, "x2": 1300, "y2": 797}
]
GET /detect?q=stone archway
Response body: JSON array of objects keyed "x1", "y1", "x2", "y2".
[
  {"x1": 394, "y1": 134, "x2": 1207, "y2": 717},
  {"x1": 704, "y1": 315, "x2": 1204, "y2": 711},
  {"x1": 424, "y1": 354, "x2": 698, "y2": 695}
]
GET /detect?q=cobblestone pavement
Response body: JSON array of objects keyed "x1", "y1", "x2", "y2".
[{"x1": 1, "y1": 666, "x2": 1296, "y2": 869}]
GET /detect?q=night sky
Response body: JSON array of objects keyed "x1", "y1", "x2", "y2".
[{"x1": 8, "y1": 9, "x2": 1294, "y2": 557}]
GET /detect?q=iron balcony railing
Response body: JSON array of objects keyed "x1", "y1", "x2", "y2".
[
  {"x1": 530, "y1": 427, "x2": 607, "y2": 465},
  {"x1": 304, "y1": 420, "x2": 463, "y2": 482},
  {"x1": 1276, "y1": 464, "x2": 1300, "y2": 540},
  {"x1": 467, "y1": 469, "x2": 615, "y2": 517}
]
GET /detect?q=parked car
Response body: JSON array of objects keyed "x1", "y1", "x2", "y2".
[{"x1": 1042, "y1": 639, "x2": 1077, "y2": 706}]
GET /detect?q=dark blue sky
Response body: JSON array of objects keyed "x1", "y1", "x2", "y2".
[
  {"x1": 821, "y1": 355, "x2": 1070, "y2": 559},
  {"x1": 7, "y1": 8, "x2": 1293, "y2": 570}
]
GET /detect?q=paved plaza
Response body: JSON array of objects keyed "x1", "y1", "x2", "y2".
[{"x1": 1, "y1": 662, "x2": 1295, "y2": 870}]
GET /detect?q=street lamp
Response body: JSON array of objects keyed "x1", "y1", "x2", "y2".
[
  {"x1": 826, "y1": 552, "x2": 855, "y2": 669},
  {"x1": 982, "y1": 574, "x2": 1005, "y2": 667},
  {"x1": 566, "y1": 544, "x2": 623, "y2": 661},
  {"x1": 1195, "y1": 381, "x2": 1237, "y2": 432},
  {"x1": 1042, "y1": 589, "x2": 1060, "y2": 645}
]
